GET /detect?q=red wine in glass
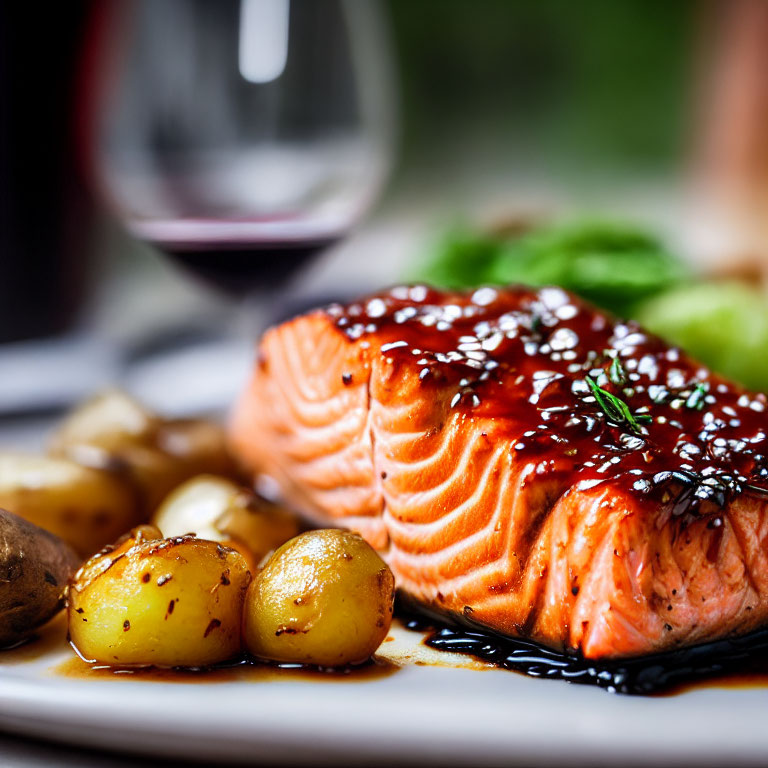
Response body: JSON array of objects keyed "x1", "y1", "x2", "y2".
[
  {"x1": 131, "y1": 218, "x2": 342, "y2": 296},
  {"x1": 167, "y1": 240, "x2": 339, "y2": 296},
  {"x1": 89, "y1": 0, "x2": 395, "y2": 307}
]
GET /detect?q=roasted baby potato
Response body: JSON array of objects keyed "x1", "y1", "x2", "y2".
[
  {"x1": 243, "y1": 529, "x2": 395, "y2": 666},
  {"x1": 0, "y1": 453, "x2": 139, "y2": 558},
  {"x1": 159, "y1": 418, "x2": 238, "y2": 484},
  {"x1": 48, "y1": 389, "x2": 157, "y2": 454},
  {"x1": 153, "y1": 475, "x2": 233, "y2": 542},
  {"x1": 0, "y1": 508, "x2": 79, "y2": 647},
  {"x1": 153, "y1": 475, "x2": 300, "y2": 563},
  {"x1": 50, "y1": 390, "x2": 238, "y2": 514},
  {"x1": 68, "y1": 525, "x2": 251, "y2": 667}
]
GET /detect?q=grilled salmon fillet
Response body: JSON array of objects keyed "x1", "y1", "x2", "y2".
[{"x1": 229, "y1": 285, "x2": 768, "y2": 659}]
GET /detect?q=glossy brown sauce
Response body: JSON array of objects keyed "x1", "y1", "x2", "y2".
[
  {"x1": 398, "y1": 603, "x2": 768, "y2": 696},
  {"x1": 330, "y1": 285, "x2": 768, "y2": 519},
  {"x1": 53, "y1": 654, "x2": 398, "y2": 684},
  {"x1": 1, "y1": 605, "x2": 765, "y2": 694}
]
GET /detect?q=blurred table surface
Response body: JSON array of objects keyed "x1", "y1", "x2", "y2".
[{"x1": 0, "y1": 733, "x2": 177, "y2": 768}]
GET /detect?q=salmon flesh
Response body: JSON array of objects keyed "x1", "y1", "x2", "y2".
[{"x1": 229, "y1": 285, "x2": 768, "y2": 659}]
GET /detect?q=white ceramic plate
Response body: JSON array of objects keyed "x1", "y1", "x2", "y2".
[
  {"x1": 1, "y1": 620, "x2": 767, "y2": 767},
  {"x1": 1, "y1": 413, "x2": 766, "y2": 767}
]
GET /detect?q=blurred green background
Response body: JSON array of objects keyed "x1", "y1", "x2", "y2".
[{"x1": 388, "y1": 0, "x2": 693, "y2": 179}]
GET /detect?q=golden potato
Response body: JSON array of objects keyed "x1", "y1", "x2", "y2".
[
  {"x1": 0, "y1": 453, "x2": 139, "y2": 558},
  {"x1": 216, "y1": 493, "x2": 300, "y2": 565},
  {"x1": 153, "y1": 475, "x2": 300, "y2": 563},
  {"x1": 50, "y1": 390, "x2": 239, "y2": 515},
  {"x1": 48, "y1": 390, "x2": 157, "y2": 454},
  {"x1": 0, "y1": 509, "x2": 79, "y2": 647},
  {"x1": 68, "y1": 526, "x2": 251, "y2": 667},
  {"x1": 102, "y1": 443, "x2": 189, "y2": 514},
  {"x1": 158, "y1": 418, "x2": 239, "y2": 483},
  {"x1": 153, "y1": 475, "x2": 233, "y2": 542},
  {"x1": 243, "y1": 529, "x2": 395, "y2": 667}
]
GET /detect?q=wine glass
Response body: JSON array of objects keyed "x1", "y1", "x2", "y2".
[
  {"x1": 80, "y1": 0, "x2": 395, "y2": 413},
  {"x1": 85, "y1": 0, "x2": 396, "y2": 297}
]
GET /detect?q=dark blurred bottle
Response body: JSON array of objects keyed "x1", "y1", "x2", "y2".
[{"x1": 0, "y1": 3, "x2": 94, "y2": 343}]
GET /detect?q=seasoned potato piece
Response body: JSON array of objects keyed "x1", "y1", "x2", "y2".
[
  {"x1": 101, "y1": 443, "x2": 190, "y2": 514},
  {"x1": 48, "y1": 390, "x2": 157, "y2": 454},
  {"x1": 68, "y1": 526, "x2": 250, "y2": 667},
  {"x1": 50, "y1": 390, "x2": 238, "y2": 514},
  {"x1": 0, "y1": 509, "x2": 79, "y2": 647},
  {"x1": 153, "y1": 475, "x2": 300, "y2": 563},
  {"x1": 153, "y1": 475, "x2": 233, "y2": 542},
  {"x1": 159, "y1": 418, "x2": 238, "y2": 484},
  {"x1": 243, "y1": 529, "x2": 395, "y2": 666},
  {"x1": 0, "y1": 453, "x2": 138, "y2": 558},
  {"x1": 216, "y1": 492, "x2": 300, "y2": 565}
]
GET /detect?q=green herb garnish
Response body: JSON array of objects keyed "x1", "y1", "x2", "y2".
[
  {"x1": 609, "y1": 356, "x2": 627, "y2": 387},
  {"x1": 685, "y1": 383, "x2": 708, "y2": 411},
  {"x1": 585, "y1": 375, "x2": 651, "y2": 434}
]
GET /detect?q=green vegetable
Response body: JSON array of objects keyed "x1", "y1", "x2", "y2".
[
  {"x1": 417, "y1": 220, "x2": 687, "y2": 317},
  {"x1": 585, "y1": 375, "x2": 651, "y2": 434},
  {"x1": 636, "y1": 282, "x2": 768, "y2": 393},
  {"x1": 417, "y1": 229, "x2": 507, "y2": 289}
]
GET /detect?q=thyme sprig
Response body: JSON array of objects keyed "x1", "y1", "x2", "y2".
[
  {"x1": 585, "y1": 375, "x2": 652, "y2": 434},
  {"x1": 685, "y1": 383, "x2": 708, "y2": 411},
  {"x1": 609, "y1": 356, "x2": 627, "y2": 387}
]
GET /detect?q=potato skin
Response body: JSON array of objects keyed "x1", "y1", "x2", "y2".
[
  {"x1": 243, "y1": 529, "x2": 395, "y2": 667},
  {"x1": 153, "y1": 476, "x2": 238, "y2": 542},
  {"x1": 159, "y1": 419, "x2": 239, "y2": 487},
  {"x1": 153, "y1": 475, "x2": 300, "y2": 564},
  {"x1": 68, "y1": 526, "x2": 251, "y2": 667},
  {"x1": 0, "y1": 453, "x2": 139, "y2": 558},
  {"x1": 0, "y1": 509, "x2": 79, "y2": 647},
  {"x1": 215, "y1": 490, "x2": 301, "y2": 565},
  {"x1": 49, "y1": 390, "x2": 157, "y2": 454}
]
